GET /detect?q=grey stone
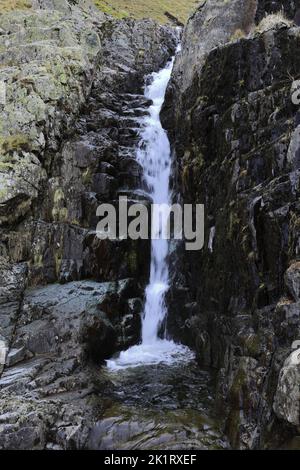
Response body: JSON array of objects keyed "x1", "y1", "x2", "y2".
[
  {"x1": 92, "y1": 173, "x2": 116, "y2": 197},
  {"x1": 285, "y1": 262, "x2": 300, "y2": 302},
  {"x1": 5, "y1": 348, "x2": 26, "y2": 368},
  {"x1": 274, "y1": 349, "x2": 300, "y2": 426}
]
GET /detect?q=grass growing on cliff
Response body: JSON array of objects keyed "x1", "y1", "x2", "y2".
[
  {"x1": 0, "y1": 0, "x2": 32, "y2": 13},
  {"x1": 94, "y1": 0, "x2": 198, "y2": 24},
  {"x1": 255, "y1": 12, "x2": 292, "y2": 33},
  {"x1": 0, "y1": 0, "x2": 198, "y2": 23}
]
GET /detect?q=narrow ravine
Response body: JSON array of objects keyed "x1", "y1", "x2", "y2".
[
  {"x1": 107, "y1": 50, "x2": 192, "y2": 369},
  {"x1": 99, "y1": 53, "x2": 229, "y2": 450}
]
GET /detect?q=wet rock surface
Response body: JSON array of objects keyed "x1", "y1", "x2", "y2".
[
  {"x1": 162, "y1": 0, "x2": 300, "y2": 450},
  {"x1": 89, "y1": 361, "x2": 229, "y2": 450},
  {"x1": 0, "y1": 280, "x2": 144, "y2": 449}
]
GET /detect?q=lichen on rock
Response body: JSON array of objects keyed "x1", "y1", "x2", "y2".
[{"x1": 0, "y1": 0, "x2": 177, "y2": 450}]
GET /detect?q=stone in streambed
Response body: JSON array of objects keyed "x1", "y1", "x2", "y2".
[
  {"x1": 285, "y1": 262, "x2": 300, "y2": 302},
  {"x1": 5, "y1": 347, "x2": 26, "y2": 368},
  {"x1": 79, "y1": 304, "x2": 117, "y2": 362},
  {"x1": 274, "y1": 348, "x2": 300, "y2": 426}
]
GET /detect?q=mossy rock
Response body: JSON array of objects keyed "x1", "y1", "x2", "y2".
[{"x1": 0, "y1": 135, "x2": 29, "y2": 153}]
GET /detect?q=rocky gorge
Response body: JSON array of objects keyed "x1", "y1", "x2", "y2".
[{"x1": 0, "y1": 0, "x2": 300, "y2": 451}]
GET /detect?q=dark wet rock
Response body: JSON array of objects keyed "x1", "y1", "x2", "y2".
[
  {"x1": 162, "y1": 0, "x2": 258, "y2": 134},
  {"x1": 87, "y1": 361, "x2": 229, "y2": 450},
  {"x1": 0, "y1": 279, "x2": 144, "y2": 449},
  {"x1": 15, "y1": 280, "x2": 143, "y2": 362},
  {"x1": 162, "y1": 0, "x2": 300, "y2": 450},
  {"x1": 256, "y1": 1, "x2": 300, "y2": 22},
  {"x1": 79, "y1": 305, "x2": 117, "y2": 362},
  {"x1": 92, "y1": 173, "x2": 117, "y2": 198},
  {"x1": 83, "y1": 234, "x2": 150, "y2": 283}
]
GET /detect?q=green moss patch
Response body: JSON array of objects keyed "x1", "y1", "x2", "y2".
[{"x1": 94, "y1": 0, "x2": 198, "y2": 24}]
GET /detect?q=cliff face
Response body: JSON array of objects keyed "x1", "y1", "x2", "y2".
[
  {"x1": 162, "y1": 0, "x2": 300, "y2": 449},
  {"x1": 0, "y1": 0, "x2": 176, "y2": 449}
]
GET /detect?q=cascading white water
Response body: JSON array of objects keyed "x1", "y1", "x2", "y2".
[
  {"x1": 139, "y1": 58, "x2": 173, "y2": 346},
  {"x1": 107, "y1": 52, "x2": 193, "y2": 370}
]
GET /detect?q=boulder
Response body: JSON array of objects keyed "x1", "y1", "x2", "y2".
[
  {"x1": 274, "y1": 348, "x2": 300, "y2": 426},
  {"x1": 79, "y1": 304, "x2": 117, "y2": 362},
  {"x1": 285, "y1": 262, "x2": 300, "y2": 302}
]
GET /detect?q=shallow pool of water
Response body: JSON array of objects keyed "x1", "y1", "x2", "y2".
[{"x1": 92, "y1": 359, "x2": 229, "y2": 450}]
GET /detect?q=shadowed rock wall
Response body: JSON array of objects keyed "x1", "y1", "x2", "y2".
[{"x1": 162, "y1": 0, "x2": 300, "y2": 450}]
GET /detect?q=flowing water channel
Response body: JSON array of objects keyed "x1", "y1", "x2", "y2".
[
  {"x1": 107, "y1": 52, "x2": 191, "y2": 370},
  {"x1": 100, "y1": 52, "x2": 228, "y2": 450}
]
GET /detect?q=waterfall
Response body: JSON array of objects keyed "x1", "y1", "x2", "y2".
[
  {"x1": 107, "y1": 51, "x2": 193, "y2": 370},
  {"x1": 138, "y1": 58, "x2": 174, "y2": 345}
]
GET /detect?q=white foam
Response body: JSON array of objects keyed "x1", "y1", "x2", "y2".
[{"x1": 107, "y1": 339, "x2": 194, "y2": 371}]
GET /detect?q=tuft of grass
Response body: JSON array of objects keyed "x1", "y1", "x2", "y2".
[
  {"x1": 0, "y1": 0, "x2": 197, "y2": 24},
  {"x1": 0, "y1": 0, "x2": 32, "y2": 13},
  {"x1": 94, "y1": 0, "x2": 129, "y2": 19},
  {"x1": 255, "y1": 12, "x2": 292, "y2": 34},
  {"x1": 230, "y1": 28, "x2": 246, "y2": 42},
  {"x1": 94, "y1": 0, "x2": 198, "y2": 24}
]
